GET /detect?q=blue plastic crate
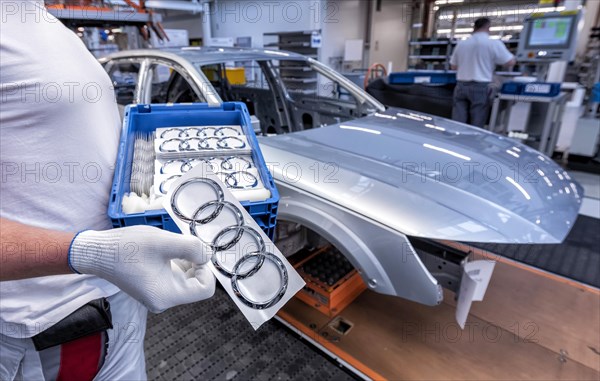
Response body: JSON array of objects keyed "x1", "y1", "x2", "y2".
[
  {"x1": 108, "y1": 102, "x2": 279, "y2": 239},
  {"x1": 501, "y1": 82, "x2": 524, "y2": 95},
  {"x1": 389, "y1": 72, "x2": 457, "y2": 85},
  {"x1": 501, "y1": 82, "x2": 561, "y2": 97},
  {"x1": 522, "y1": 82, "x2": 561, "y2": 97},
  {"x1": 592, "y1": 82, "x2": 600, "y2": 103}
]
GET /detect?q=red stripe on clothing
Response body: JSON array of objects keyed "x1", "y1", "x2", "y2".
[{"x1": 56, "y1": 333, "x2": 102, "y2": 381}]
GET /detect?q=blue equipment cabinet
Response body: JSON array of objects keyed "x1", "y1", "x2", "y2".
[
  {"x1": 500, "y1": 82, "x2": 562, "y2": 97},
  {"x1": 388, "y1": 71, "x2": 456, "y2": 85}
]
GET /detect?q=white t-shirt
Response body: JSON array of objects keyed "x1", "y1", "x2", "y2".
[
  {"x1": 0, "y1": 0, "x2": 121, "y2": 338},
  {"x1": 450, "y1": 32, "x2": 515, "y2": 82}
]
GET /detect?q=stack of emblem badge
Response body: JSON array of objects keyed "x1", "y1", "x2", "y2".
[
  {"x1": 155, "y1": 125, "x2": 252, "y2": 158},
  {"x1": 153, "y1": 125, "x2": 267, "y2": 200},
  {"x1": 156, "y1": 155, "x2": 261, "y2": 196}
]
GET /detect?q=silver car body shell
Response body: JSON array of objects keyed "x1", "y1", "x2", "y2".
[
  {"x1": 260, "y1": 111, "x2": 583, "y2": 244},
  {"x1": 101, "y1": 48, "x2": 583, "y2": 306},
  {"x1": 259, "y1": 110, "x2": 583, "y2": 304}
]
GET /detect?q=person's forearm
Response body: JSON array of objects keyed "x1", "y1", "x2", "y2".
[
  {"x1": 504, "y1": 58, "x2": 516, "y2": 70},
  {"x1": 0, "y1": 218, "x2": 73, "y2": 281}
]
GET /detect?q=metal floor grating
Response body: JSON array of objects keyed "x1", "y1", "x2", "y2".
[
  {"x1": 144, "y1": 286, "x2": 356, "y2": 381},
  {"x1": 468, "y1": 215, "x2": 600, "y2": 288}
]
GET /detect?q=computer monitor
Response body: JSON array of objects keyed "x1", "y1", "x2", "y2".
[{"x1": 517, "y1": 11, "x2": 581, "y2": 62}]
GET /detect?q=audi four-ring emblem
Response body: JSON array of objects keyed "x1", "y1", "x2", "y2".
[{"x1": 170, "y1": 177, "x2": 288, "y2": 309}]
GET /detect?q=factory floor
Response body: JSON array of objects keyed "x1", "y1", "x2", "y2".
[
  {"x1": 143, "y1": 171, "x2": 599, "y2": 381},
  {"x1": 144, "y1": 286, "x2": 356, "y2": 381},
  {"x1": 571, "y1": 170, "x2": 600, "y2": 219}
]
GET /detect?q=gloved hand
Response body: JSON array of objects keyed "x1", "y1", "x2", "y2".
[{"x1": 69, "y1": 225, "x2": 215, "y2": 313}]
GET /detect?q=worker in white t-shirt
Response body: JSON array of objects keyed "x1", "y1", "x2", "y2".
[
  {"x1": 450, "y1": 18, "x2": 516, "y2": 127},
  {"x1": 0, "y1": 1, "x2": 215, "y2": 380}
]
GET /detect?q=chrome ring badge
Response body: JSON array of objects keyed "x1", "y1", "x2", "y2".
[
  {"x1": 159, "y1": 138, "x2": 185, "y2": 153},
  {"x1": 181, "y1": 158, "x2": 213, "y2": 173},
  {"x1": 217, "y1": 136, "x2": 246, "y2": 150},
  {"x1": 159, "y1": 175, "x2": 182, "y2": 195},
  {"x1": 179, "y1": 127, "x2": 202, "y2": 138},
  {"x1": 215, "y1": 126, "x2": 242, "y2": 137},
  {"x1": 210, "y1": 225, "x2": 265, "y2": 256},
  {"x1": 161, "y1": 159, "x2": 187, "y2": 174},
  {"x1": 200, "y1": 136, "x2": 220, "y2": 150},
  {"x1": 179, "y1": 137, "x2": 204, "y2": 152},
  {"x1": 199, "y1": 127, "x2": 217, "y2": 137},
  {"x1": 170, "y1": 177, "x2": 224, "y2": 223},
  {"x1": 231, "y1": 252, "x2": 288, "y2": 310},
  {"x1": 221, "y1": 156, "x2": 252, "y2": 171},
  {"x1": 189, "y1": 200, "x2": 244, "y2": 239},
  {"x1": 224, "y1": 171, "x2": 259, "y2": 189},
  {"x1": 160, "y1": 128, "x2": 180, "y2": 139}
]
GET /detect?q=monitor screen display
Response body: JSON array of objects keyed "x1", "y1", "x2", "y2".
[{"x1": 527, "y1": 17, "x2": 573, "y2": 47}]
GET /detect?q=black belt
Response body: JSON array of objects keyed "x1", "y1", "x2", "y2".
[{"x1": 31, "y1": 298, "x2": 113, "y2": 351}]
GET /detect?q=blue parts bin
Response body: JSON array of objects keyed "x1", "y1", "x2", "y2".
[
  {"x1": 592, "y1": 82, "x2": 600, "y2": 103},
  {"x1": 108, "y1": 102, "x2": 279, "y2": 239},
  {"x1": 501, "y1": 82, "x2": 561, "y2": 97},
  {"x1": 388, "y1": 71, "x2": 456, "y2": 85}
]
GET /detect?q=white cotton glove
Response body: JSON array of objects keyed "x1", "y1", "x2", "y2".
[{"x1": 69, "y1": 225, "x2": 215, "y2": 313}]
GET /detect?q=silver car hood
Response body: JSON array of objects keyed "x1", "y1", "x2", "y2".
[{"x1": 259, "y1": 108, "x2": 583, "y2": 244}]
